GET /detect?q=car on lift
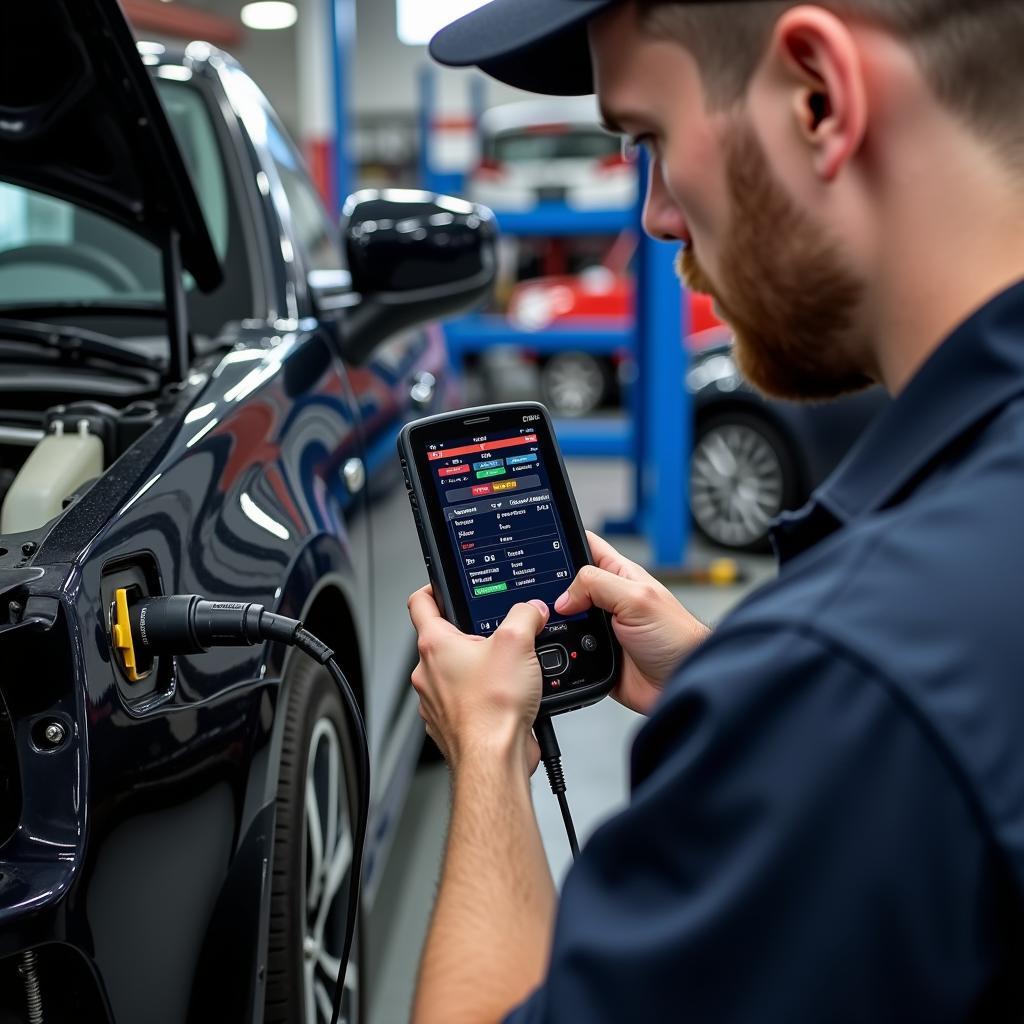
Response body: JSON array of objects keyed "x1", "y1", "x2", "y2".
[
  {"x1": 467, "y1": 97, "x2": 638, "y2": 214},
  {"x1": 506, "y1": 231, "x2": 722, "y2": 416},
  {"x1": 0, "y1": 2, "x2": 495, "y2": 1022}
]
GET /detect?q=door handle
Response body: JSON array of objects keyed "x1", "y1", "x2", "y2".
[
  {"x1": 342, "y1": 457, "x2": 366, "y2": 495},
  {"x1": 409, "y1": 371, "x2": 437, "y2": 410}
]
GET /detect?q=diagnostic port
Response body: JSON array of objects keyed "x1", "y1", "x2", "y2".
[
  {"x1": 110, "y1": 585, "x2": 153, "y2": 682},
  {"x1": 101, "y1": 554, "x2": 172, "y2": 707}
]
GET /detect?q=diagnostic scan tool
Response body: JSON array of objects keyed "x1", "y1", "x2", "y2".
[{"x1": 398, "y1": 403, "x2": 618, "y2": 714}]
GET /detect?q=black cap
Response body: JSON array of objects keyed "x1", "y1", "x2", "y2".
[{"x1": 430, "y1": 0, "x2": 620, "y2": 96}]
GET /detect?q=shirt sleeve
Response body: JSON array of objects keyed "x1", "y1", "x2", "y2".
[{"x1": 505, "y1": 625, "x2": 1010, "y2": 1024}]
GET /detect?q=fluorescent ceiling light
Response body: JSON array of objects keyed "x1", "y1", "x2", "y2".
[
  {"x1": 241, "y1": 1, "x2": 298, "y2": 30},
  {"x1": 397, "y1": 0, "x2": 492, "y2": 46}
]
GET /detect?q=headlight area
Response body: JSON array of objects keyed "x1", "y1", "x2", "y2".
[{"x1": 0, "y1": 595, "x2": 98, "y2": 1016}]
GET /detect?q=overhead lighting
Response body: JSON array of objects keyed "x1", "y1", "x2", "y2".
[
  {"x1": 397, "y1": 0, "x2": 491, "y2": 46},
  {"x1": 241, "y1": 1, "x2": 297, "y2": 30}
]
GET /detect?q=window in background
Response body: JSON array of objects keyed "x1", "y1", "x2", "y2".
[{"x1": 397, "y1": 0, "x2": 492, "y2": 46}]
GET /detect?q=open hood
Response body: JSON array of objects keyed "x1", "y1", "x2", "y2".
[{"x1": 0, "y1": 0, "x2": 223, "y2": 292}]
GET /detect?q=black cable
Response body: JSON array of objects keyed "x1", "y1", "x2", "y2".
[
  {"x1": 118, "y1": 596, "x2": 367, "y2": 1024},
  {"x1": 534, "y1": 714, "x2": 580, "y2": 860}
]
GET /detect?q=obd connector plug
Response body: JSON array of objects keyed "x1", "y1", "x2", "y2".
[{"x1": 127, "y1": 595, "x2": 302, "y2": 658}]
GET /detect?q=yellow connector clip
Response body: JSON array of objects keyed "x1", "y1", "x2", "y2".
[{"x1": 111, "y1": 587, "x2": 148, "y2": 682}]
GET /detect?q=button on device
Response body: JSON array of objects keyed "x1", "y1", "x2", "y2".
[
  {"x1": 537, "y1": 644, "x2": 568, "y2": 676},
  {"x1": 581, "y1": 634, "x2": 598, "y2": 652}
]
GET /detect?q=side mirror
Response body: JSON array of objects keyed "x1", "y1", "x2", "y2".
[{"x1": 341, "y1": 189, "x2": 497, "y2": 364}]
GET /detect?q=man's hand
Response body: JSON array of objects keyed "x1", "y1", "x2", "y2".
[
  {"x1": 408, "y1": 587, "x2": 550, "y2": 772},
  {"x1": 407, "y1": 588, "x2": 557, "y2": 1024},
  {"x1": 555, "y1": 532, "x2": 710, "y2": 715}
]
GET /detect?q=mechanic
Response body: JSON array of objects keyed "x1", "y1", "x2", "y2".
[{"x1": 407, "y1": 1, "x2": 1024, "y2": 1020}]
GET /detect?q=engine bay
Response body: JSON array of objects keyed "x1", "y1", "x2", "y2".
[{"x1": 0, "y1": 399, "x2": 162, "y2": 537}]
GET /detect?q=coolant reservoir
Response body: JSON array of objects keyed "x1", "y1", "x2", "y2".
[{"x1": 1, "y1": 420, "x2": 104, "y2": 534}]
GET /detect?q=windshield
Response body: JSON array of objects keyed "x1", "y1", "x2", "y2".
[
  {"x1": 0, "y1": 77, "x2": 231, "y2": 318},
  {"x1": 489, "y1": 129, "x2": 619, "y2": 164}
]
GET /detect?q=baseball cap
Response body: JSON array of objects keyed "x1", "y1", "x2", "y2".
[
  {"x1": 432, "y1": 0, "x2": 764, "y2": 96},
  {"x1": 430, "y1": 0, "x2": 617, "y2": 96}
]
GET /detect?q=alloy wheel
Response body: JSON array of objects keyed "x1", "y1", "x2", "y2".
[
  {"x1": 541, "y1": 352, "x2": 606, "y2": 417},
  {"x1": 690, "y1": 420, "x2": 787, "y2": 550}
]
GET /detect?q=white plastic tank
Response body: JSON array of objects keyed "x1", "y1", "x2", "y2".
[{"x1": 1, "y1": 420, "x2": 104, "y2": 534}]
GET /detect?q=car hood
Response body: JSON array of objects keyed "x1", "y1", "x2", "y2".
[{"x1": 0, "y1": 0, "x2": 222, "y2": 292}]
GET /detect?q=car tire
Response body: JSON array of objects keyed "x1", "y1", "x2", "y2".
[
  {"x1": 540, "y1": 352, "x2": 609, "y2": 417},
  {"x1": 265, "y1": 656, "x2": 363, "y2": 1024},
  {"x1": 690, "y1": 411, "x2": 801, "y2": 553}
]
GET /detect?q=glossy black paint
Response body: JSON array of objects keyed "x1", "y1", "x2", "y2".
[{"x1": 0, "y1": 35, "x2": 489, "y2": 1024}]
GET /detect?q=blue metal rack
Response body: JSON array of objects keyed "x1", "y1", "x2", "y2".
[
  {"x1": 418, "y1": 69, "x2": 691, "y2": 566},
  {"x1": 328, "y1": 0, "x2": 355, "y2": 213}
]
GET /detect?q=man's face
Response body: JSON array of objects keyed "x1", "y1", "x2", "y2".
[{"x1": 590, "y1": 3, "x2": 873, "y2": 401}]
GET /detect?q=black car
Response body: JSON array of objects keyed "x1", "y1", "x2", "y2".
[
  {"x1": 688, "y1": 334, "x2": 889, "y2": 551},
  {"x1": 0, "y1": 2, "x2": 495, "y2": 1022}
]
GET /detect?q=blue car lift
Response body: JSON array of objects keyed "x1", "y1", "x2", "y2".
[{"x1": 419, "y1": 70, "x2": 691, "y2": 567}]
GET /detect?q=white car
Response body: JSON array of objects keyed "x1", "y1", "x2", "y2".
[{"x1": 468, "y1": 96, "x2": 638, "y2": 212}]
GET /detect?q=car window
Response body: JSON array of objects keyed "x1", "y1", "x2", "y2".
[
  {"x1": 0, "y1": 78, "x2": 230, "y2": 312},
  {"x1": 264, "y1": 118, "x2": 345, "y2": 274},
  {"x1": 159, "y1": 78, "x2": 230, "y2": 264},
  {"x1": 489, "y1": 129, "x2": 619, "y2": 163},
  {"x1": 0, "y1": 184, "x2": 165, "y2": 306}
]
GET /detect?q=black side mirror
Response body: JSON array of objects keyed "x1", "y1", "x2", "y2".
[{"x1": 341, "y1": 189, "x2": 497, "y2": 364}]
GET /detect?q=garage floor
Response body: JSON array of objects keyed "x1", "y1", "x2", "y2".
[{"x1": 366, "y1": 459, "x2": 776, "y2": 1024}]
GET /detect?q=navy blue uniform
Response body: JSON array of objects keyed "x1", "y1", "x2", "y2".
[{"x1": 507, "y1": 281, "x2": 1024, "y2": 1022}]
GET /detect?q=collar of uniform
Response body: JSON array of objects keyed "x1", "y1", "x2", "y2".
[{"x1": 771, "y1": 277, "x2": 1024, "y2": 563}]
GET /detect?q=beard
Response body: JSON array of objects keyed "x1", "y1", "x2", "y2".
[{"x1": 676, "y1": 123, "x2": 873, "y2": 401}]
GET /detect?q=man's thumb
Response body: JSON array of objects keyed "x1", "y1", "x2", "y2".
[
  {"x1": 495, "y1": 599, "x2": 550, "y2": 643},
  {"x1": 554, "y1": 564, "x2": 631, "y2": 616}
]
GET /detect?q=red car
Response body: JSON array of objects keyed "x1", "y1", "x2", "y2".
[{"x1": 506, "y1": 231, "x2": 722, "y2": 415}]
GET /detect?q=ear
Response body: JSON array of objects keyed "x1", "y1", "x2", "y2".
[{"x1": 769, "y1": 6, "x2": 867, "y2": 182}]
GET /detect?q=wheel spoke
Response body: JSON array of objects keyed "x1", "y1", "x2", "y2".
[
  {"x1": 314, "y1": 978, "x2": 334, "y2": 1023},
  {"x1": 318, "y1": 948, "x2": 342, "y2": 981},
  {"x1": 323, "y1": 733, "x2": 340, "y2": 899},
  {"x1": 705, "y1": 435, "x2": 738, "y2": 476},
  {"x1": 306, "y1": 776, "x2": 324, "y2": 911},
  {"x1": 315, "y1": 827, "x2": 353, "y2": 940},
  {"x1": 304, "y1": 960, "x2": 317, "y2": 1024}
]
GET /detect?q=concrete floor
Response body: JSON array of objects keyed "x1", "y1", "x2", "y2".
[{"x1": 366, "y1": 459, "x2": 776, "y2": 1024}]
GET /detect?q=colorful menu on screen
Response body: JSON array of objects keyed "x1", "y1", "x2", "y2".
[{"x1": 425, "y1": 427, "x2": 579, "y2": 635}]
